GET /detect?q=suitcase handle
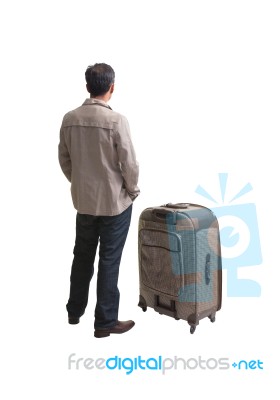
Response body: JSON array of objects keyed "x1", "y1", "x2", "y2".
[
  {"x1": 205, "y1": 254, "x2": 211, "y2": 284},
  {"x1": 154, "y1": 295, "x2": 178, "y2": 318},
  {"x1": 163, "y1": 203, "x2": 190, "y2": 209},
  {"x1": 152, "y1": 208, "x2": 177, "y2": 224}
]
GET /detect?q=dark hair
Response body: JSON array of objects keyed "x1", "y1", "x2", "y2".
[{"x1": 85, "y1": 63, "x2": 115, "y2": 96}]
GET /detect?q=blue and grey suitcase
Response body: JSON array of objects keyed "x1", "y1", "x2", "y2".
[{"x1": 138, "y1": 203, "x2": 222, "y2": 334}]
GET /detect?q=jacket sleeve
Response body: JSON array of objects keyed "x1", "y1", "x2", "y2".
[
  {"x1": 115, "y1": 116, "x2": 140, "y2": 200},
  {"x1": 58, "y1": 125, "x2": 72, "y2": 182}
]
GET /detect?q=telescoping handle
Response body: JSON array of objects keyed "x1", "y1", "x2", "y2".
[{"x1": 163, "y1": 203, "x2": 190, "y2": 209}]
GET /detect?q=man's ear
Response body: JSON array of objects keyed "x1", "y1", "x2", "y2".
[{"x1": 110, "y1": 83, "x2": 115, "y2": 94}]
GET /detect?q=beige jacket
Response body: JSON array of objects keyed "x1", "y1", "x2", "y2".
[{"x1": 58, "y1": 98, "x2": 140, "y2": 216}]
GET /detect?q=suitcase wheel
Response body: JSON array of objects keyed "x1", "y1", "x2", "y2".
[
  {"x1": 190, "y1": 326, "x2": 196, "y2": 334},
  {"x1": 138, "y1": 295, "x2": 147, "y2": 312},
  {"x1": 208, "y1": 315, "x2": 216, "y2": 323}
]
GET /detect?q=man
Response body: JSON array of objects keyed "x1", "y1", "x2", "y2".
[{"x1": 58, "y1": 63, "x2": 140, "y2": 338}]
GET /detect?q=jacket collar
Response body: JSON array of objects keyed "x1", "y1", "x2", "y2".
[{"x1": 82, "y1": 98, "x2": 112, "y2": 110}]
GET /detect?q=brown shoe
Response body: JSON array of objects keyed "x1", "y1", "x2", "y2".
[{"x1": 94, "y1": 320, "x2": 135, "y2": 338}]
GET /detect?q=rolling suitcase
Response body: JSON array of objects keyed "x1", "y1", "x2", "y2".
[{"x1": 138, "y1": 203, "x2": 222, "y2": 334}]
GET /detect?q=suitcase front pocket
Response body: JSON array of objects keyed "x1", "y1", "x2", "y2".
[{"x1": 139, "y1": 229, "x2": 184, "y2": 297}]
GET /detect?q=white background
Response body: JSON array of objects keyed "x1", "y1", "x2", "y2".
[{"x1": 1, "y1": 0, "x2": 279, "y2": 398}]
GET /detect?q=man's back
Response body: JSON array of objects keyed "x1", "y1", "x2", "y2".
[{"x1": 59, "y1": 98, "x2": 139, "y2": 216}]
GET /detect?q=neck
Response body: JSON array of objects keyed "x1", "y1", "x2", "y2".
[{"x1": 91, "y1": 94, "x2": 110, "y2": 103}]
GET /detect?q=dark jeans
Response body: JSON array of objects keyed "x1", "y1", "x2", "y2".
[{"x1": 66, "y1": 205, "x2": 132, "y2": 328}]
